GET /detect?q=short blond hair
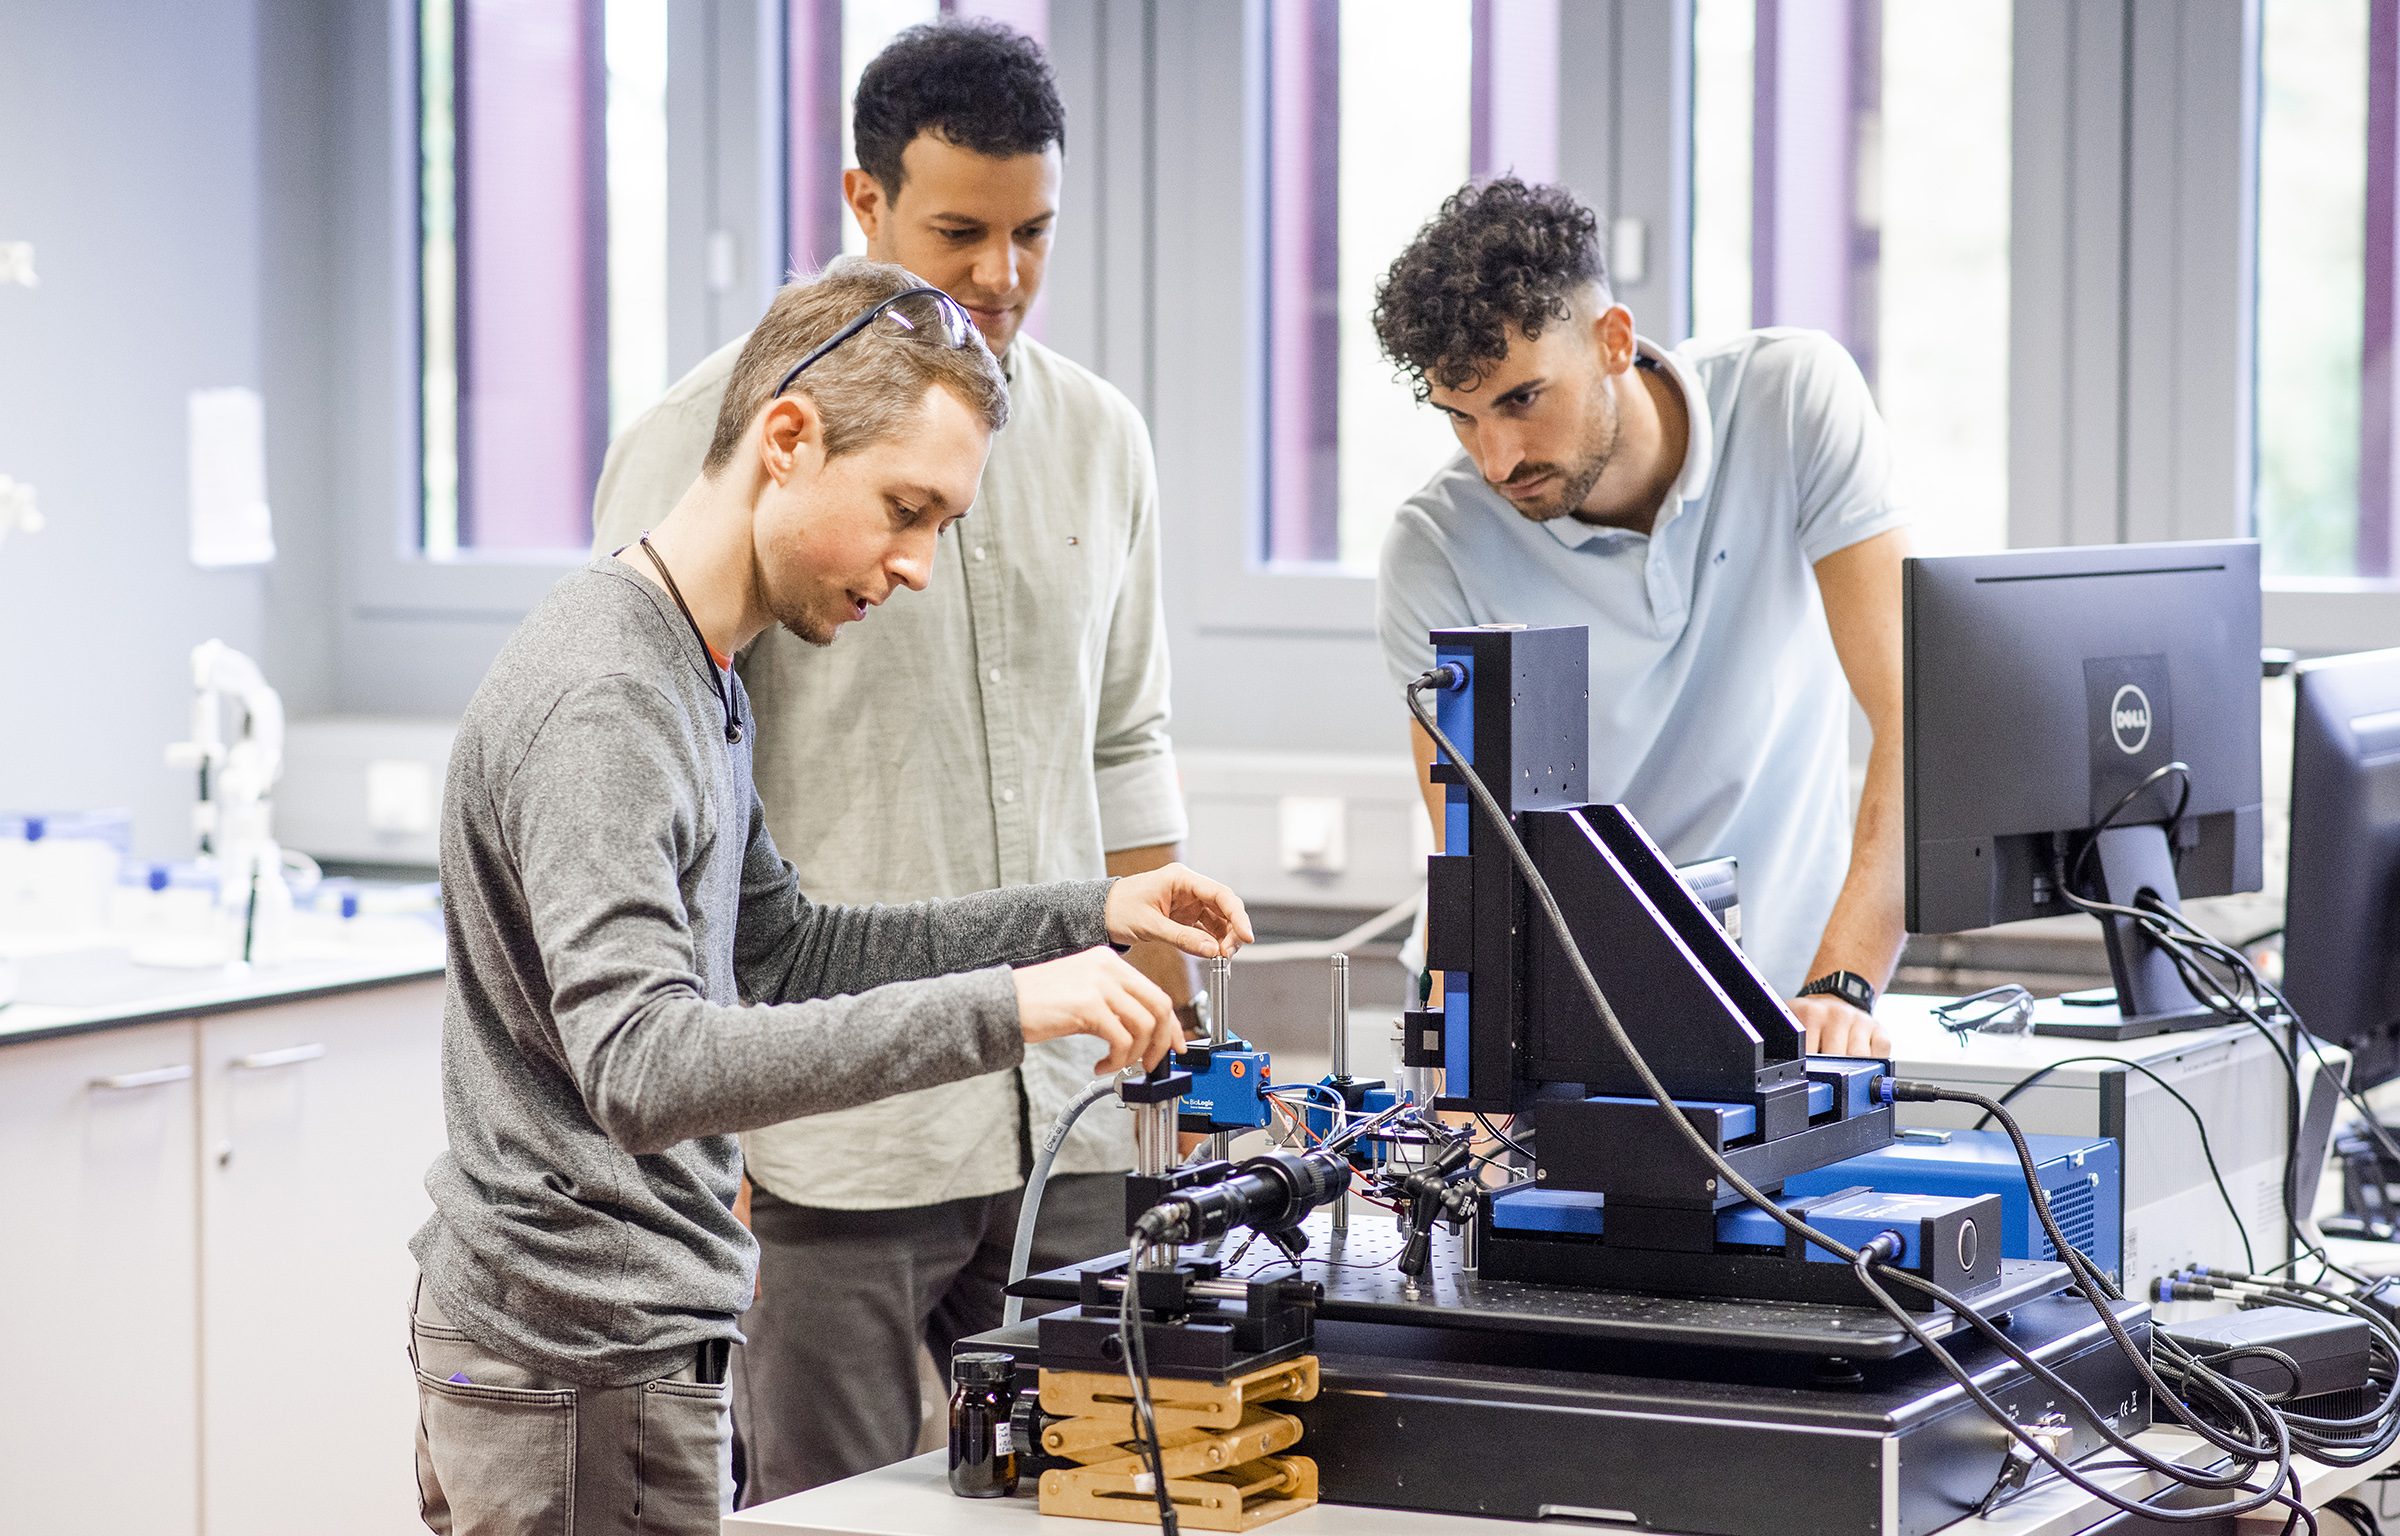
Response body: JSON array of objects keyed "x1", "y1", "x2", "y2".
[{"x1": 704, "y1": 258, "x2": 1008, "y2": 476}]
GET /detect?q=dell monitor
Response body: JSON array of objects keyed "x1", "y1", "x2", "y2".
[
  {"x1": 1904, "y1": 540, "x2": 2264, "y2": 1039},
  {"x1": 2285, "y1": 648, "x2": 2400, "y2": 1086}
]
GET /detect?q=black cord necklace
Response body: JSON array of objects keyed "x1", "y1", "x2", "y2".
[{"x1": 638, "y1": 534, "x2": 743, "y2": 745}]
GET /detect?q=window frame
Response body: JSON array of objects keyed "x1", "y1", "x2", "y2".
[
  {"x1": 356, "y1": 0, "x2": 760, "y2": 636},
  {"x1": 1207, "y1": 0, "x2": 1671, "y2": 636}
]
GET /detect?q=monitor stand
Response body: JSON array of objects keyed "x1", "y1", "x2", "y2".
[{"x1": 2033, "y1": 824, "x2": 2223, "y2": 1040}]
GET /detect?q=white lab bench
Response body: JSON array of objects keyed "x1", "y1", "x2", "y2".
[
  {"x1": 728, "y1": 1437, "x2": 2400, "y2": 1535},
  {"x1": 0, "y1": 926, "x2": 446, "y2": 1536}
]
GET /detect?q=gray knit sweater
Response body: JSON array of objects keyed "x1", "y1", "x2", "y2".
[{"x1": 411, "y1": 558, "x2": 1113, "y2": 1387}]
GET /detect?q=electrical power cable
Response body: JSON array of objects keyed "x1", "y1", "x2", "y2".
[
  {"x1": 1970, "y1": 1051, "x2": 2256, "y2": 1273},
  {"x1": 2044, "y1": 822, "x2": 2388, "y2": 1289},
  {"x1": 1473, "y1": 1113, "x2": 1535, "y2": 1162},
  {"x1": 1404, "y1": 666, "x2": 2315, "y2": 1525},
  {"x1": 1003, "y1": 1076, "x2": 1122, "y2": 1327},
  {"x1": 1115, "y1": 1237, "x2": 1177, "y2": 1535}
]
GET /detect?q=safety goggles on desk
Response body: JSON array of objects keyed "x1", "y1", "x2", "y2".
[{"x1": 1933, "y1": 983, "x2": 2035, "y2": 1042}]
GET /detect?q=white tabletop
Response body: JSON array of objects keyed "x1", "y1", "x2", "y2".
[
  {"x1": 724, "y1": 1452, "x2": 1554, "y2": 1535},
  {"x1": 728, "y1": 1436, "x2": 2400, "y2": 1536}
]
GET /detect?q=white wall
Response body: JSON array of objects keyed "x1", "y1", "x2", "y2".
[{"x1": 0, "y1": 0, "x2": 282, "y2": 862}]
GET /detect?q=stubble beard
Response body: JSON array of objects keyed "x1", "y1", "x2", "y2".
[
  {"x1": 1498, "y1": 385, "x2": 1620, "y2": 524},
  {"x1": 779, "y1": 606, "x2": 838, "y2": 648}
]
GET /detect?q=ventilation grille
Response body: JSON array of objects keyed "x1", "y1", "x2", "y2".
[{"x1": 2038, "y1": 1176, "x2": 2097, "y2": 1261}]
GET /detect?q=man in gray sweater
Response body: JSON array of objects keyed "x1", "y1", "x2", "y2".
[
  {"x1": 407, "y1": 259, "x2": 1250, "y2": 1535},
  {"x1": 590, "y1": 22, "x2": 1194, "y2": 1503}
]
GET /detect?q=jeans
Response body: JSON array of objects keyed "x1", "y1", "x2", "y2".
[{"x1": 409, "y1": 1275, "x2": 730, "y2": 1535}]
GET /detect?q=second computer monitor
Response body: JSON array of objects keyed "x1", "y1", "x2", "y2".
[{"x1": 2286, "y1": 647, "x2": 2400, "y2": 1087}]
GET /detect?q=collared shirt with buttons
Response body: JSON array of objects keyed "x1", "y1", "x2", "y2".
[
  {"x1": 590, "y1": 331, "x2": 1183, "y2": 1210},
  {"x1": 1377, "y1": 329, "x2": 1909, "y2": 996}
]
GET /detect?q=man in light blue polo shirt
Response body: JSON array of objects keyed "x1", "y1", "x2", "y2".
[{"x1": 1374, "y1": 178, "x2": 1905, "y2": 1054}]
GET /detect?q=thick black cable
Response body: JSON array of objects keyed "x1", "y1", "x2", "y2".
[
  {"x1": 1405, "y1": 670, "x2": 2299, "y2": 1523},
  {"x1": 1970, "y1": 1052, "x2": 2256, "y2": 1272},
  {"x1": 1117, "y1": 1238, "x2": 1177, "y2": 1534},
  {"x1": 1473, "y1": 1113, "x2": 1535, "y2": 1162},
  {"x1": 2053, "y1": 840, "x2": 2377, "y2": 1287},
  {"x1": 1916, "y1": 1083, "x2": 2317, "y2": 1482}
]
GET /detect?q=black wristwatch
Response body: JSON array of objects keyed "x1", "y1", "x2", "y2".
[{"x1": 1798, "y1": 970, "x2": 1877, "y2": 1014}]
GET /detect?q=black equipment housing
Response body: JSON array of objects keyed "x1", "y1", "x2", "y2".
[{"x1": 1415, "y1": 623, "x2": 2028, "y2": 1313}]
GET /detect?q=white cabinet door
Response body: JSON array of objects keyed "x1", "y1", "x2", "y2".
[
  {"x1": 0, "y1": 1020, "x2": 199, "y2": 1536},
  {"x1": 197, "y1": 979, "x2": 444, "y2": 1536}
]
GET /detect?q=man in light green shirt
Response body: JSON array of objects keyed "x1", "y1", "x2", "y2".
[{"x1": 588, "y1": 21, "x2": 1184, "y2": 1504}]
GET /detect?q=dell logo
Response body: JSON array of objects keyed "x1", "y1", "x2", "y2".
[{"x1": 2110, "y1": 684, "x2": 2153, "y2": 754}]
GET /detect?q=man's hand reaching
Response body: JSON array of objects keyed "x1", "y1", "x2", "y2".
[
  {"x1": 1104, "y1": 863, "x2": 1255, "y2": 959},
  {"x1": 1015, "y1": 946, "x2": 1179, "y2": 1074},
  {"x1": 1789, "y1": 993, "x2": 1891, "y2": 1057}
]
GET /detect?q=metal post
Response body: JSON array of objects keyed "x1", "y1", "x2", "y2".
[
  {"x1": 1203, "y1": 955, "x2": 1233, "y2": 1165},
  {"x1": 1329, "y1": 953, "x2": 1350, "y2": 1075},
  {"x1": 1133, "y1": 1096, "x2": 1180, "y2": 1271},
  {"x1": 1330, "y1": 953, "x2": 1350, "y2": 1239}
]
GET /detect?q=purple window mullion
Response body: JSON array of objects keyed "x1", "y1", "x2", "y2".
[
  {"x1": 1751, "y1": 0, "x2": 1877, "y2": 389},
  {"x1": 1470, "y1": 0, "x2": 1559, "y2": 186},
  {"x1": 2361, "y1": 0, "x2": 2399, "y2": 578},
  {"x1": 787, "y1": 0, "x2": 845, "y2": 276},
  {"x1": 1267, "y1": 0, "x2": 1339, "y2": 564},
  {"x1": 458, "y1": 0, "x2": 606, "y2": 552},
  {"x1": 1470, "y1": 0, "x2": 1495, "y2": 176},
  {"x1": 1306, "y1": 0, "x2": 1340, "y2": 563}
]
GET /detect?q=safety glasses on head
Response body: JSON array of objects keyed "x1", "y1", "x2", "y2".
[{"x1": 771, "y1": 286, "x2": 980, "y2": 399}]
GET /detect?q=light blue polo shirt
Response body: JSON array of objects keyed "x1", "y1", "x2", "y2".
[{"x1": 1377, "y1": 328, "x2": 1908, "y2": 997}]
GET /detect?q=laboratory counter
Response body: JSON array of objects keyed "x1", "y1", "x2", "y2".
[
  {"x1": 0, "y1": 926, "x2": 443, "y2": 1045},
  {"x1": 0, "y1": 917, "x2": 449, "y2": 1536}
]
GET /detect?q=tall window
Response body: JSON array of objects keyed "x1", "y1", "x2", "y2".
[
  {"x1": 2256, "y1": 0, "x2": 2371, "y2": 578},
  {"x1": 1691, "y1": 0, "x2": 2010, "y2": 555},
  {"x1": 418, "y1": 0, "x2": 670, "y2": 557},
  {"x1": 1264, "y1": 0, "x2": 1553, "y2": 573},
  {"x1": 1690, "y1": 0, "x2": 1755, "y2": 342},
  {"x1": 785, "y1": 2, "x2": 1052, "y2": 277},
  {"x1": 837, "y1": 0, "x2": 942, "y2": 259},
  {"x1": 1876, "y1": 0, "x2": 2011, "y2": 556}
]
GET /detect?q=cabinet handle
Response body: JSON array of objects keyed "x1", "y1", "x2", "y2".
[
  {"x1": 230, "y1": 1043, "x2": 327, "y2": 1071},
  {"x1": 91, "y1": 1064, "x2": 194, "y2": 1090}
]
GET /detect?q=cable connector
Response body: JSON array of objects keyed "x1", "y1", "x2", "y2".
[
  {"x1": 1859, "y1": 1229, "x2": 1907, "y2": 1267},
  {"x1": 1414, "y1": 663, "x2": 1468, "y2": 693},
  {"x1": 2153, "y1": 1278, "x2": 2220, "y2": 1303},
  {"x1": 1975, "y1": 1413, "x2": 2075, "y2": 1517},
  {"x1": 1873, "y1": 1076, "x2": 1945, "y2": 1104}
]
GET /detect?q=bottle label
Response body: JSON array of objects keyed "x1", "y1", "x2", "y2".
[{"x1": 994, "y1": 1420, "x2": 1013, "y2": 1457}]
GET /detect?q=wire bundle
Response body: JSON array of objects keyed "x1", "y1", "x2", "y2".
[
  {"x1": 2046, "y1": 762, "x2": 2400, "y2": 1288},
  {"x1": 2152, "y1": 1268, "x2": 2400, "y2": 1466},
  {"x1": 1402, "y1": 667, "x2": 2377, "y2": 1528}
]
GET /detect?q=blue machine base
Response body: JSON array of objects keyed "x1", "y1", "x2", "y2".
[{"x1": 1781, "y1": 1129, "x2": 2121, "y2": 1280}]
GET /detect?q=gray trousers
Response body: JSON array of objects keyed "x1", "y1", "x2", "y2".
[
  {"x1": 730, "y1": 1171, "x2": 1127, "y2": 1507},
  {"x1": 410, "y1": 1276, "x2": 730, "y2": 1535}
]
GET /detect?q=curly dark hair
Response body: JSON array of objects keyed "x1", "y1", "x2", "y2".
[
  {"x1": 1371, "y1": 178, "x2": 1609, "y2": 402},
  {"x1": 853, "y1": 19, "x2": 1066, "y2": 194}
]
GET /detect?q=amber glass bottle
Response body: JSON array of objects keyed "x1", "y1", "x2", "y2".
[{"x1": 947, "y1": 1352, "x2": 1019, "y2": 1497}]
